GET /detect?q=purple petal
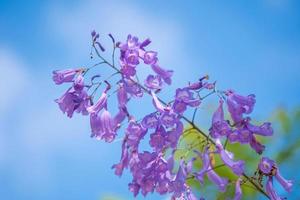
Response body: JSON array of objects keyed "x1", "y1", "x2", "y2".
[
  {"x1": 160, "y1": 112, "x2": 177, "y2": 128},
  {"x1": 52, "y1": 69, "x2": 78, "y2": 85},
  {"x1": 172, "y1": 100, "x2": 187, "y2": 114},
  {"x1": 140, "y1": 38, "x2": 151, "y2": 49},
  {"x1": 87, "y1": 92, "x2": 107, "y2": 114},
  {"x1": 234, "y1": 178, "x2": 242, "y2": 200},
  {"x1": 217, "y1": 143, "x2": 245, "y2": 176},
  {"x1": 266, "y1": 177, "x2": 282, "y2": 200},
  {"x1": 117, "y1": 83, "x2": 128, "y2": 108},
  {"x1": 143, "y1": 51, "x2": 158, "y2": 65},
  {"x1": 275, "y1": 168, "x2": 293, "y2": 193},
  {"x1": 151, "y1": 64, "x2": 173, "y2": 85},
  {"x1": 195, "y1": 148, "x2": 210, "y2": 184},
  {"x1": 250, "y1": 135, "x2": 265, "y2": 154},
  {"x1": 210, "y1": 100, "x2": 232, "y2": 138},
  {"x1": 144, "y1": 74, "x2": 163, "y2": 90},
  {"x1": 142, "y1": 113, "x2": 159, "y2": 129},
  {"x1": 206, "y1": 165, "x2": 228, "y2": 192},
  {"x1": 247, "y1": 122, "x2": 273, "y2": 136},
  {"x1": 73, "y1": 73, "x2": 84, "y2": 91},
  {"x1": 258, "y1": 157, "x2": 275, "y2": 174}
]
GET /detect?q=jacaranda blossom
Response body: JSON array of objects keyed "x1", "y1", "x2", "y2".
[
  {"x1": 216, "y1": 139, "x2": 245, "y2": 176},
  {"x1": 52, "y1": 69, "x2": 79, "y2": 85},
  {"x1": 210, "y1": 100, "x2": 232, "y2": 138},
  {"x1": 266, "y1": 177, "x2": 282, "y2": 200},
  {"x1": 55, "y1": 88, "x2": 90, "y2": 118},
  {"x1": 275, "y1": 168, "x2": 293, "y2": 193},
  {"x1": 144, "y1": 74, "x2": 163, "y2": 90},
  {"x1": 52, "y1": 32, "x2": 291, "y2": 200},
  {"x1": 226, "y1": 90, "x2": 256, "y2": 123},
  {"x1": 206, "y1": 164, "x2": 228, "y2": 192}
]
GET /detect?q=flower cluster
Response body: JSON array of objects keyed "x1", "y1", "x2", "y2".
[
  {"x1": 52, "y1": 32, "x2": 292, "y2": 199},
  {"x1": 209, "y1": 92, "x2": 273, "y2": 154}
]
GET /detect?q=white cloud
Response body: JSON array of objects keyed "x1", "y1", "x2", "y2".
[
  {"x1": 0, "y1": 47, "x2": 30, "y2": 164},
  {"x1": 0, "y1": 48, "x2": 29, "y2": 115}
]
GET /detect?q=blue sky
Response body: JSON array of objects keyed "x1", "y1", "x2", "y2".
[{"x1": 0, "y1": 0, "x2": 300, "y2": 199}]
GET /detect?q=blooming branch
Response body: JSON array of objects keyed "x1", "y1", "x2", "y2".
[{"x1": 52, "y1": 31, "x2": 292, "y2": 200}]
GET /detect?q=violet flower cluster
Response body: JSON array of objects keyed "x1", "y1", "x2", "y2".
[{"x1": 52, "y1": 32, "x2": 292, "y2": 199}]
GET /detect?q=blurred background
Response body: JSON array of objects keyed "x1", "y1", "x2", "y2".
[{"x1": 0, "y1": 0, "x2": 300, "y2": 199}]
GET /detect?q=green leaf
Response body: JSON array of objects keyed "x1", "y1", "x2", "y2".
[{"x1": 276, "y1": 108, "x2": 291, "y2": 134}]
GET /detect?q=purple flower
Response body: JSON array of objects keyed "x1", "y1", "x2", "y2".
[
  {"x1": 127, "y1": 151, "x2": 172, "y2": 197},
  {"x1": 186, "y1": 75, "x2": 209, "y2": 90},
  {"x1": 144, "y1": 75, "x2": 163, "y2": 90},
  {"x1": 195, "y1": 148, "x2": 228, "y2": 191},
  {"x1": 117, "y1": 83, "x2": 128, "y2": 108},
  {"x1": 151, "y1": 64, "x2": 173, "y2": 85},
  {"x1": 52, "y1": 69, "x2": 79, "y2": 85},
  {"x1": 124, "y1": 49, "x2": 139, "y2": 66},
  {"x1": 275, "y1": 168, "x2": 293, "y2": 193},
  {"x1": 234, "y1": 178, "x2": 242, "y2": 200},
  {"x1": 140, "y1": 178, "x2": 155, "y2": 196},
  {"x1": 175, "y1": 88, "x2": 193, "y2": 103},
  {"x1": 206, "y1": 164, "x2": 228, "y2": 192},
  {"x1": 249, "y1": 135, "x2": 265, "y2": 154},
  {"x1": 100, "y1": 110, "x2": 116, "y2": 142},
  {"x1": 150, "y1": 126, "x2": 167, "y2": 151},
  {"x1": 166, "y1": 121, "x2": 183, "y2": 148},
  {"x1": 228, "y1": 130, "x2": 240, "y2": 143},
  {"x1": 126, "y1": 120, "x2": 147, "y2": 148},
  {"x1": 169, "y1": 162, "x2": 187, "y2": 198},
  {"x1": 73, "y1": 73, "x2": 84, "y2": 91},
  {"x1": 236, "y1": 128, "x2": 252, "y2": 144},
  {"x1": 266, "y1": 177, "x2": 282, "y2": 200},
  {"x1": 175, "y1": 88, "x2": 200, "y2": 107},
  {"x1": 140, "y1": 38, "x2": 151, "y2": 49},
  {"x1": 120, "y1": 60, "x2": 137, "y2": 77},
  {"x1": 173, "y1": 88, "x2": 201, "y2": 115},
  {"x1": 195, "y1": 148, "x2": 210, "y2": 184},
  {"x1": 75, "y1": 90, "x2": 90, "y2": 115},
  {"x1": 87, "y1": 92, "x2": 107, "y2": 114},
  {"x1": 156, "y1": 179, "x2": 169, "y2": 195},
  {"x1": 259, "y1": 157, "x2": 275, "y2": 174},
  {"x1": 209, "y1": 100, "x2": 232, "y2": 138},
  {"x1": 129, "y1": 182, "x2": 140, "y2": 197},
  {"x1": 160, "y1": 112, "x2": 178, "y2": 128},
  {"x1": 120, "y1": 35, "x2": 139, "y2": 51},
  {"x1": 112, "y1": 139, "x2": 129, "y2": 176},
  {"x1": 172, "y1": 100, "x2": 187, "y2": 114},
  {"x1": 123, "y1": 78, "x2": 143, "y2": 98},
  {"x1": 246, "y1": 121, "x2": 273, "y2": 136},
  {"x1": 113, "y1": 107, "x2": 127, "y2": 128},
  {"x1": 167, "y1": 152, "x2": 175, "y2": 172},
  {"x1": 226, "y1": 90, "x2": 256, "y2": 123},
  {"x1": 227, "y1": 118, "x2": 271, "y2": 153},
  {"x1": 143, "y1": 51, "x2": 158, "y2": 65},
  {"x1": 216, "y1": 140, "x2": 245, "y2": 176},
  {"x1": 90, "y1": 109, "x2": 116, "y2": 142},
  {"x1": 55, "y1": 88, "x2": 90, "y2": 118},
  {"x1": 142, "y1": 113, "x2": 159, "y2": 129}
]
